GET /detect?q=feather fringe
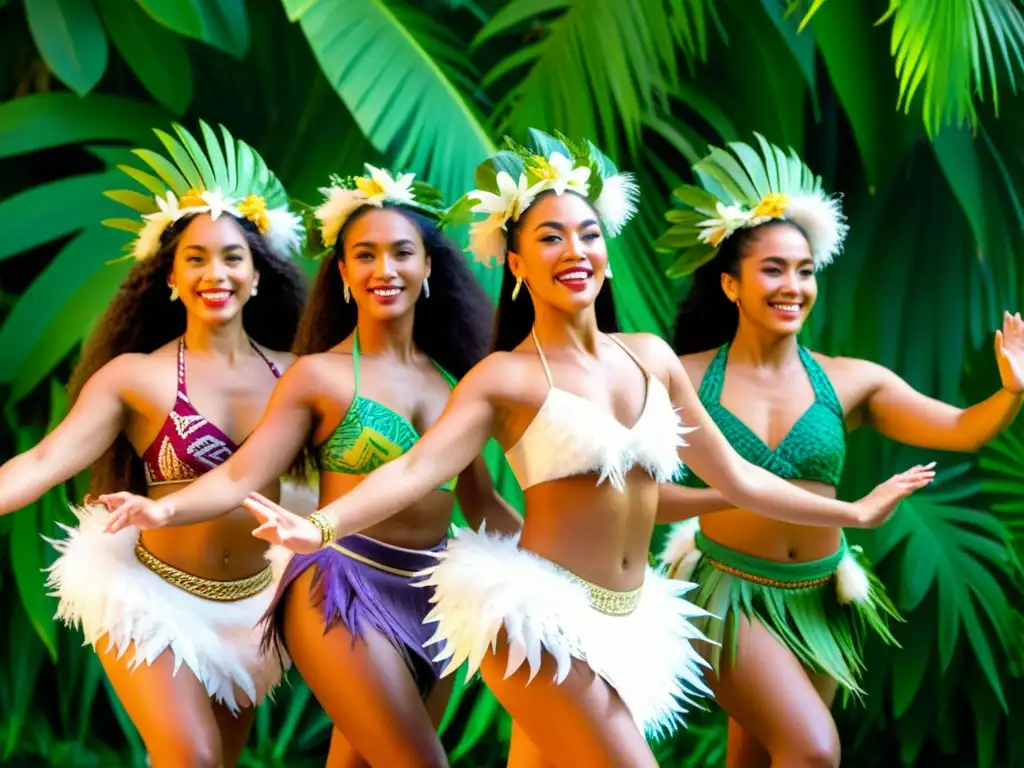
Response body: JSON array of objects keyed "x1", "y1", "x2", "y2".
[
  {"x1": 414, "y1": 525, "x2": 714, "y2": 741},
  {"x1": 45, "y1": 503, "x2": 289, "y2": 712}
]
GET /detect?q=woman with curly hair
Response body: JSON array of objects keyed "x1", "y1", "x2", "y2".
[
  {"x1": 99, "y1": 164, "x2": 521, "y2": 767},
  {"x1": 657, "y1": 135, "x2": 1022, "y2": 768},
  {"x1": 0, "y1": 122, "x2": 307, "y2": 767}
]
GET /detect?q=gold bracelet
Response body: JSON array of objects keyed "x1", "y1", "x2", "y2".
[{"x1": 307, "y1": 511, "x2": 336, "y2": 549}]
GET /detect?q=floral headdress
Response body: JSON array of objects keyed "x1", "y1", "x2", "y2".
[
  {"x1": 314, "y1": 165, "x2": 447, "y2": 252},
  {"x1": 103, "y1": 121, "x2": 304, "y2": 262},
  {"x1": 455, "y1": 129, "x2": 640, "y2": 267},
  {"x1": 657, "y1": 133, "x2": 849, "y2": 277}
]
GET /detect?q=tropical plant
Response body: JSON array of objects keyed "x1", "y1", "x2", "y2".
[{"x1": 2, "y1": 0, "x2": 1024, "y2": 765}]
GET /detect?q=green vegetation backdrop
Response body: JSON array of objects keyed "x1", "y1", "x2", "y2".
[{"x1": 2, "y1": 0, "x2": 1024, "y2": 765}]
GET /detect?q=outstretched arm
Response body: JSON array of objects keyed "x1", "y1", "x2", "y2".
[
  {"x1": 658, "y1": 342, "x2": 933, "y2": 528},
  {"x1": 102, "y1": 357, "x2": 318, "y2": 530},
  {"x1": 0, "y1": 359, "x2": 127, "y2": 515},
  {"x1": 246, "y1": 360, "x2": 501, "y2": 552},
  {"x1": 455, "y1": 453, "x2": 523, "y2": 535},
  {"x1": 858, "y1": 315, "x2": 1024, "y2": 451},
  {"x1": 656, "y1": 484, "x2": 731, "y2": 524}
]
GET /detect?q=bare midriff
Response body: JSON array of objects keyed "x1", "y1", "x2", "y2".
[
  {"x1": 140, "y1": 478, "x2": 282, "y2": 580},
  {"x1": 699, "y1": 478, "x2": 843, "y2": 562},
  {"x1": 518, "y1": 467, "x2": 659, "y2": 593}
]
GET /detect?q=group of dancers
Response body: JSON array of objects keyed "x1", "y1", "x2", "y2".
[{"x1": 0, "y1": 121, "x2": 1021, "y2": 768}]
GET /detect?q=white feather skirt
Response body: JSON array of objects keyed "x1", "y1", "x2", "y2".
[
  {"x1": 45, "y1": 503, "x2": 291, "y2": 713},
  {"x1": 415, "y1": 525, "x2": 714, "y2": 741}
]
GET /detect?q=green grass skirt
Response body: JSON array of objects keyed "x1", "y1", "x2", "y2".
[{"x1": 668, "y1": 530, "x2": 901, "y2": 698}]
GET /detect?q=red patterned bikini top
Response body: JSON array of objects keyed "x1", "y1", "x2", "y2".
[{"x1": 140, "y1": 338, "x2": 282, "y2": 486}]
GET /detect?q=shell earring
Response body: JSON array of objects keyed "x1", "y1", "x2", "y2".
[
  {"x1": 422, "y1": 277, "x2": 430, "y2": 299},
  {"x1": 169, "y1": 285, "x2": 179, "y2": 302},
  {"x1": 512, "y1": 276, "x2": 523, "y2": 301},
  {"x1": 343, "y1": 280, "x2": 351, "y2": 303},
  {"x1": 251, "y1": 283, "x2": 259, "y2": 297}
]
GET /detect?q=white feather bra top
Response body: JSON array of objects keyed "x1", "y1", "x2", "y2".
[{"x1": 505, "y1": 330, "x2": 695, "y2": 491}]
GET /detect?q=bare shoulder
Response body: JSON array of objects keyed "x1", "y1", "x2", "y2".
[
  {"x1": 611, "y1": 332, "x2": 679, "y2": 384},
  {"x1": 256, "y1": 345, "x2": 297, "y2": 372},
  {"x1": 678, "y1": 347, "x2": 718, "y2": 384},
  {"x1": 811, "y1": 351, "x2": 889, "y2": 384},
  {"x1": 459, "y1": 351, "x2": 534, "y2": 398}
]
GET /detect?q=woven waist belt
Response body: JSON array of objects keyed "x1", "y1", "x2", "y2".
[
  {"x1": 553, "y1": 563, "x2": 643, "y2": 617},
  {"x1": 694, "y1": 530, "x2": 846, "y2": 589},
  {"x1": 134, "y1": 542, "x2": 273, "y2": 602}
]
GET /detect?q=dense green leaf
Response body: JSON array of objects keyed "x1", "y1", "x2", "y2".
[
  {"x1": 0, "y1": 93, "x2": 169, "y2": 159},
  {"x1": 97, "y1": 0, "x2": 194, "y2": 114},
  {"x1": 136, "y1": 0, "x2": 249, "y2": 57},
  {"x1": 24, "y1": 0, "x2": 109, "y2": 96},
  {"x1": 286, "y1": 0, "x2": 495, "y2": 203},
  {"x1": 0, "y1": 227, "x2": 128, "y2": 390}
]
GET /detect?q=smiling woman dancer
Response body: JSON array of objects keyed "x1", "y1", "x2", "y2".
[
  {"x1": 116, "y1": 131, "x2": 931, "y2": 768},
  {"x1": 656, "y1": 134, "x2": 1024, "y2": 768},
  {"x1": 97, "y1": 163, "x2": 521, "y2": 767},
  {"x1": 0, "y1": 122, "x2": 307, "y2": 767}
]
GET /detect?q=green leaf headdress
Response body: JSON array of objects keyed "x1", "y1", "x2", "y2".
[
  {"x1": 314, "y1": 165, "x2": 447, "y2": 252},
  {"x1": 658, "y1": 133, "x2": 849, "y2": 277},
  {"x1": 461, "y1": 128, "x2": 640, "y2": 267},
  {"x1": 103, "y1": 121, "x2": 305, "y2": 263}
]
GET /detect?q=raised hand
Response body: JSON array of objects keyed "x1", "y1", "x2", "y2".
[
  {"x1": 243, "y1": 492, "x2": 323, "y2": 554},
  {"x1": 99, "y1": 492, "x2": 173, "y2": 533},
  {"x1": 851, "y1": 462, "x2": 936, "y2": 528},
  {"x1": 995, "y1": 311, "x2": 1024, "y2": 394}
]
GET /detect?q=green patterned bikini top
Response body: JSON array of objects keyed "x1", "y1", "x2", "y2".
[
  {"x1": 316, "y1": 333, "x2": 458, "y2": 492},
  {"x1": 677, "y1": 343, "x2": 846, "y2": 488}
]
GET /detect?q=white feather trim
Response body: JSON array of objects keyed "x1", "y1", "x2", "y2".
[
  {"x1": 468, "y1": 216, "x2": 508, "y2": 267},
  {"x1": 263, "y1": 207, "x2": 304, "y2": 259},
  {"x1": 659, "y1": 517, "x2": 702, "y2": 573},
  {"x1": 784, "y1": 193, "x2": 849, "y2": 270},
  {"x1": 278, "y1": 477, "x2": 319, "y2": 518},
  {"x1": 315, "y1": 186, "x2": 373, "y2": 249},
  {"x1": 594, "y1": 173, "x2": 640, "y2": 237},
  {"x1": 414, "y1": 525, "x2": 713, "y2": 739},
  {"x1": 835, "y1": 552, "x2": 870, "y2": 605},
  {"x1": 45, "y1": 503, "x2": 289, "y2": 712}
]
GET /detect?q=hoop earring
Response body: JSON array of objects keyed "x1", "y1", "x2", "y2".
[
  {"x1": 422, "y1": 278, "x2": 430, "y2": 299},
  {"x1": 343, "y1": 281, "x2": 351, "y2": 304},
  {"x1": 169, "y1": 285, "x2": 179, "y2": 302},
  {"x1": 512, "y1": 276, "x2": 523, "y2": 301}
]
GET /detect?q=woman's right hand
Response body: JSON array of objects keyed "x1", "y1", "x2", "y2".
[
  {"x1": 98, "y1": 492, "x2": 174, "y2": 533},
  {"x1": 850, "y1": 462, "x2": 937, "y2": 528}
]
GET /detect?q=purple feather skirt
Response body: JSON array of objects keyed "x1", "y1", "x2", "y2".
[{"x1": 260, "y1": 533, "x2": 447, "y2": 697}]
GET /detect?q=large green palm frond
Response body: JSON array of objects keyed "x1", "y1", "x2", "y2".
[
  {"x1": 281, "y1": 0, "x2": 495, "y2": 203},
  {"x1": 475, "y1": 0, "x2": 716, "y2": 159},
  {"x1": 799, "y1": 0, "x2": 1024, "y2": 135}
]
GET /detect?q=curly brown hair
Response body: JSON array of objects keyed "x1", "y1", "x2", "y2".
[{"x1": 67, "y1": 214, "x2": 308, "y2": 496}]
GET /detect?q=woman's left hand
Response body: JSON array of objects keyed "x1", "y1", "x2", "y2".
[
  {"x1": 243, "y1": 492, "x2": 324, "y2": 554},
  {"x1": 995, "y1": 311, "x2": 1024, "y2": 394}
]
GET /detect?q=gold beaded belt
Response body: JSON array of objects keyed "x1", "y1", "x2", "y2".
[
  {"x1": 328, "y1": 541, "x2": 419, "y2": 578},
  {"x1": 555, "y1": 565, "x2": 642, "y2": 616},
  {"x1": 706, "y1": 557, "x2": 835, "y2": 589},
  {"x1": 134, "y1": 542, "x2": 274, "y2": 602}
]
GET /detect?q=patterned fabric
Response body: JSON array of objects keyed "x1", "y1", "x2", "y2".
[
  {"x1": 677, "y1": 343, "x2": 846, "y2": 487},
  {"x1": 140, "y1": 338, "x2": 282, "y2": 485},
  {"x1": 504, "y1": 329, "x2": 693, "y2": 491},
  {"x1": 315, "y1": 332, "x2": 457, "y2": 492}
]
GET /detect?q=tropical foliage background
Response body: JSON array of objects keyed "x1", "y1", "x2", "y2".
[{"x1": 2, "y1": 0, "x2": 1024, "y2": 765}]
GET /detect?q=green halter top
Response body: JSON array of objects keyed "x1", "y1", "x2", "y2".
[
  {"x1": 677, "y1": 343, "x2": 846, "y2": 488},
  {"x1": 316, "y1": 333, "x2": 458, "y2": 492}
]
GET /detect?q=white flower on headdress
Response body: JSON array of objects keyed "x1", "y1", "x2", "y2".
[
  {"x1": 697, "y1": 202, "x2": 753, "y2": 248},
  {"x1": 131, "y1": 191, "x2": 181, "y2": 261},
  {"x1": 200, "y1": 187, "x2": 234, "y2": 220},
  {"x1": 532, "y1": 151, "x2": 591, "y2": 196},
  {"x1": 594, "y1": 173, "x2": 640, "y2": 236},
  {"x1": 315, "y1": 186, "x2": 367, "y2": 248},
  {"x1": 469, "y1": 172, "x2": 537, "y2": 226},
  {"x1": 355, "y1": 166, "x2": 415, "y2": 206}
]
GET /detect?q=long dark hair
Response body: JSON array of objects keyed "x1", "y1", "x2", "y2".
[
  {"x1": 491, "y1": 190, "x2": 619, "y2": 352},
  {"x1": 674, "y1": 219, "x2": 805, "y2": 355},
  {"x1": 67, "y1": 214, "x2": 307, "y2": 496},
  {"x1": 294, "y1": 204, "x2": 493, "y2": 380}
]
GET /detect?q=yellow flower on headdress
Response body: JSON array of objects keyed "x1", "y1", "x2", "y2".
[
  {"x1": 752, "y1": 192, "x2": 789, "y2": 220},
  {"x1": 528, "y1": 154, "x2": 557, "y2": 181},
  {"x1": 179, "y1": 188, "x2": 206, "y2": 209},
  {"x1": 529, "y1": 152, "x2": 591, "y2": 196},
  {"x1": 237, "y1": 194, "x2": 270, "y2": 233},
  {"x1": 354, "y1": 175, "x2": 387, "y2": 199}
]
